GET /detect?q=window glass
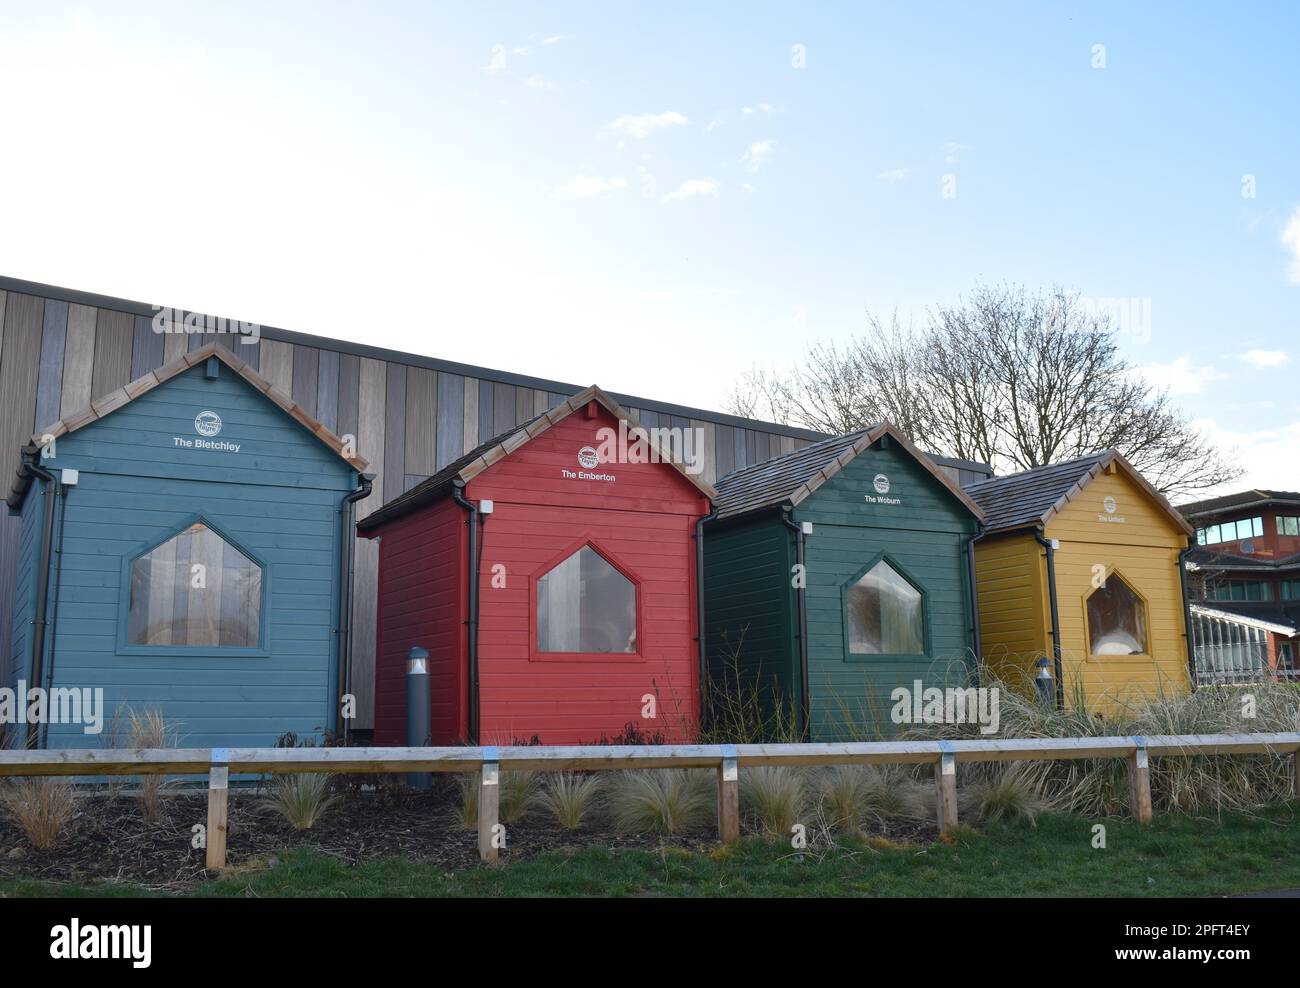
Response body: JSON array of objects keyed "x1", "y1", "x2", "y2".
[
  {"x1": 846, "y1": 560, "x2": 924, "y2": 655},
  {"x1": 127, "y1": 523, "x2": 262, "y2": 647},
  {"x1": 1087, "y1": 574, "x2": 1148, "y2": 655},
  {"x1": 537, "y1": 545, "x2": 636, "y2": 653}
]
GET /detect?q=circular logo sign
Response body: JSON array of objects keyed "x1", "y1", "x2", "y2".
[
  {"x1": 1103, "y1": 495, "x2": 1117, "y2": 514},
  {"x1": 577, "y1": 446, "x2": 599, "y2": 469},
  {"x1": 873, "y1": 474, "x2": 890, "y2": 495},
  {"x1": 194, "y1": 410, "x2": 223, "y2": 438}
]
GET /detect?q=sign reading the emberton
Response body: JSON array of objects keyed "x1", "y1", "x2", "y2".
[
  {"x1": 863, "y1": 472, "x2": 902, "y2": 506},
  {"x1": 562, "y1": 445, "x2": 617, "y2": 483},
  {"x1": 173, "y1": 409, "x2": 241, "y2": 454}
]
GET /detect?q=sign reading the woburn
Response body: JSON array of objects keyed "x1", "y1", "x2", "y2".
[{"x1": 864, "y1": 472, "x2": 902, "y2": 506}]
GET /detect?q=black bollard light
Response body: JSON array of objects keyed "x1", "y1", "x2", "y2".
[
  {"x1": 406, "y1": 645, "x2": 431, "y2": 790},
  {"x1": 1033, "y1": 656, "x2": 1055, "y2": 705}
]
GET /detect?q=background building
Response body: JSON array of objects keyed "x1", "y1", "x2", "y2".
[{"x1": 1179, "y1": 489, "x2": 1300, "y2": 682}]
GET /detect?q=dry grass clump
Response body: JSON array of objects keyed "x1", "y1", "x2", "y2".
[
  {"x1": 127, "y1": 707, "x2": 178, "y2": 825},
  {"x1": 740, "y1": 766, "x2": 806, "y2": 839},
  {"x1": 263, "y1": 774, "x2": 339, "y2": 830},
  {"x1": 454, "y1": 771, "x2": 544, "y2": 828},
  {"x1": 539, "y1": 772, "x2": 602, "y2": 829},
  {"x1": 0, "y1": 778, "x2": 77, "y2": 850},
  {"x1": 608, "y1": 769, "x2": 713, "y2": 834}
]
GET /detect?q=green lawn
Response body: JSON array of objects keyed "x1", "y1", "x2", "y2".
[{"x1": 5, "y1": 806, "x2": 1300, "y2": 898}]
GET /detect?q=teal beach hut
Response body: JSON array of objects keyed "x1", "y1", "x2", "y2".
[{"x1": 5, "y1": 343, "x2": 371, "y2": 749}]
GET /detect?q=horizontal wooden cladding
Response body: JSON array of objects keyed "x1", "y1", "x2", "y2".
[{"x1": 4, "y1": 733, "x2": 1298, "y2": 777}]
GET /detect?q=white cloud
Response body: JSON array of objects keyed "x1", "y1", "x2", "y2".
[
  {"x1": 742, "y1": 102, "x2": 774, "y2": 115},
  {"x1": 943, "y1": 141, "x2": 971, "y2": 164},
  {"x1": 741, "y1": 139, "x2": 776, "y2": 172},
  {"x1": 540, "y1": 35, "x2": 566, "y2": 46},
  {"x1": 524, "y1": 74, "x2": 557, "y2": 91},
  {"x1": 609, "y1": 110, "x2": 688, "y2": 139},
  {"x1": 1283, "y1": 207, "x2": 1300, "y2": 284},
  {"x1": 1138, "y1": 356, "x2": 1226, "y2": 396},
  {"x1": 663, "y1": 178, "x2": 720, "y2": 202},
  {"x1": 877, "y1": 168, "x2": 910, "y2": 183},
  {"x1": 742, "y1": 182, "x2": 755, "y2": 193},
  {"x1": 557, "y1": 175, "x2": 627, "y2": 199},
  {"x1": 1239, "y1": 349, "x2": 1291, "y2": 368},
  {"x1": 1191, "y1": 418, "x2": 1300, "y2": 495}
]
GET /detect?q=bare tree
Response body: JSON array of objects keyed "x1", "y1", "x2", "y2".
[{"x1": 727, "y1": 283, "x2": 1241, "y2": 497}]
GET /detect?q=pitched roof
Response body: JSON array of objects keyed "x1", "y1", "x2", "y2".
[
  {"x1": 8, "y1": 342, "x2": 369, "y2": 510},
  {"x1": 964, "y1": 449, "x2": 1195, "y2": 537},
  {"x1": 1176, "y1": 489, "x2": 1300, "y2": 519},
  {"x1": 357, "y1": 384, "x2": 716, "y2": 532},
  {"x1": 710, "y1": 422, "x2": 984, "y2": 522}
]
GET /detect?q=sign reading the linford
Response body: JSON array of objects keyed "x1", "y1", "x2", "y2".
[
  {"x1": 864, "y1": 472, "x2": 901, "y2": 506},
  {"x1": 172, "y1": 409, "x2": 241, "y2": 453},
  {"x1": 1098, "y1": 495, "x2": 1125, "y2": 523}
]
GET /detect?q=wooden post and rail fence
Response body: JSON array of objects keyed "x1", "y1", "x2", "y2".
[{"x1": 1, "y1": 733, "x2": 1298, "y2": 870}]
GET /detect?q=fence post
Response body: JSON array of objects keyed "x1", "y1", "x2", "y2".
[
  {"x1": 478, "y1": 746, "x2": 500, "y2": 863},
  {"x1": 206, "y1": 748, "x2": 229, "y2": 870},
  {"x1": 935, "y1": 744, "x2": 958, "y2": 832},
  {"x1": 1128, "y1": 736, "x2": 1153, "y2": 824},
  {"x1": 717, "y1": 744, "x2": 740, "y2": 843}
]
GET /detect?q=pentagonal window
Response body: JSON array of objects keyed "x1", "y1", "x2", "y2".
[
  {"x1": 1087, "y1": 573, "x2": 1148, "y2": 655},
  {"x1": 846, "y1": 559, "x2": 924, "y2": 655},
  {"x1": 537, "y1": 545, "x2": 636, "y2": 653},
  {"x1": 127, "y1": 522, "x2": 263, "y2": 647}
]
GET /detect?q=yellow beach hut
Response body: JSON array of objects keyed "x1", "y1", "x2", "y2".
[{"x1": 965, "y1": 450, "x2": 1195, "y2": 712}]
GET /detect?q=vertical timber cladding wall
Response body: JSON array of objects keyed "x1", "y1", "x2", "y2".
[
  {"x1": 13, "y1": 355, "x2": 358, "y2": 748},
  {"x1": 1044, "y1": 466, "x2": 1192, "y2": 706},
  {"x1": 0, "y1": 279, "x2": 819, "y2": 727},
  {"x1": 797, "y1": 441, "x2": 980, "y2": 740}
]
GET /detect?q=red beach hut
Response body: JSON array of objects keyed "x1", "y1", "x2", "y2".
[{"x1": 359, "y1": 386, "x2": 715, "y2": 746}]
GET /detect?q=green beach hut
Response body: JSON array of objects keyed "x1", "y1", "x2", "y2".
[{"x1": 703, "y1": 424, "x2": 986, "y2": 740}]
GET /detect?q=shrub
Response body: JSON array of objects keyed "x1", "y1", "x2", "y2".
[
  {"x1": 908, "y1": 673, "x2": 1300, "y2": 816},
  {"x1": 958, "y1": 766, "x2": 1051, "y2": 827},
  {"x1": 608, "y1": 769, "x2": 714, "y2": 834},
  {"x1": 454, "y1": 771, "x2": 543, "y2": 827},
  {"x1": 264, "y1": 773, "x2": 339, "y2": 830},
  {"x1": 740, "y1": 766, "x2": 806, "y2": 839},
  {"x1": 0, "y1": 778, "x2": 77, "y2": 850},
  {"x1": 127, "y1": 707, "x2": 178, "y2": 825},
  {"x1": 700, "y1": 627, "x2": 803, "y2": 744},
  {"x1": 814, "y1": 765, "x2": 876, "y2": 833},
  {"x1": 857, "y1": 765, "x2": 931, "y2": 824},
  {"x1": 539, "y1": 773, "x2": 602, "y2": 829}
]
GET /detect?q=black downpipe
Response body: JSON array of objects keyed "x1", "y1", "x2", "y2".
[
  {"x1": 1177, "y1": 545, "x2": 1198, "y2": 689},
  {"x1": 337, "y1": 473, "x2": 373, "y2": 740},
  {"x1": 37, "y1": 481, "x2": 72, "y2": 750},
  {"x1": 1034, "y1": 531, "x2": 1065, "y2": 710},
  {"x1": 694, "y1": 508, "x2": 717, "y2": 725},
  {"x1": 963, "y1": 532, "x2": 983, "y2": 671},
  {"x1": 452, "y1": 482, "x2": 482, "y2": 743},
  {"x1": 20, "y1": 451, "x2": 58, "y2": 749},
  {"x1": 780, "y1": 509, "x2": 810, "y2": 737}
]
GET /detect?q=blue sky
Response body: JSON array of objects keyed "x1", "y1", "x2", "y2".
[{"x1": 0, "y1": 1, "x2": 1296, "y2": 491}]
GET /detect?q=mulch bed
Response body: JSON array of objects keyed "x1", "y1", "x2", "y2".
[{"x1": 0, "y1": 777, "x2": 937, "y2": 892}]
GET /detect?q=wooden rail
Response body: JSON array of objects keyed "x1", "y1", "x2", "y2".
[{"x1": 2, "y1": 733, "x2": 1297, "y2": 869}]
